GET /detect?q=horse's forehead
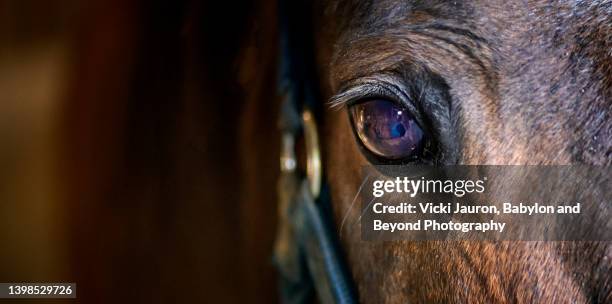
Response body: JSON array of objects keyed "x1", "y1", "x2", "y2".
[
  {"x1": 323, "y1": 0, "x2": 610, "y2": 165},
  {"x1": 329, "y1": 0, "x2": 591, "y2": 23},
  {"x1": 327, "y1": 0, "x2": 607, "y2": 100},
  {"x1": 329, "y1": 0, "x2": 596, "y2": 48}
]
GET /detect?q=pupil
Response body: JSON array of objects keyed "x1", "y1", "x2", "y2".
[{"x1": 390, "y1": 122, "x2": 406, "y2": 138}]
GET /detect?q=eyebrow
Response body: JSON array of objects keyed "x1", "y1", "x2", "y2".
[{"x1": 329, "y1": 20, "x2": 493, "y2": 86}]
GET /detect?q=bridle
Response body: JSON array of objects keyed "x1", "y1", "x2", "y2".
[{"x1": 273, "y1": 1, "x2": 357, "y2": 303}]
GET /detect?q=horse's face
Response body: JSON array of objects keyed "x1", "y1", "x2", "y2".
[{"x1": 314, "y1": 0, "x2": 611, "y2": 302}]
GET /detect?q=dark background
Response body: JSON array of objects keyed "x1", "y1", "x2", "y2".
[{"x1": 0, "y1": 0, "x2": 279, "y2": 302}]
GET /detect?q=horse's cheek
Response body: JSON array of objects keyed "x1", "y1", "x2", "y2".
[{"x1": 324, "y1": 106, "x2": 368, "y2": 230}]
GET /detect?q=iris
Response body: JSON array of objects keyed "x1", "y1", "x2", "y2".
[{"x1": 350, "y1": 99, "x2": 425, "y2": 160}]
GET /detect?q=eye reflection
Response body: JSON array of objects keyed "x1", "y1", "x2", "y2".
[{"x1": 349, "y1": 99, "x2": 425, "y2": 160}]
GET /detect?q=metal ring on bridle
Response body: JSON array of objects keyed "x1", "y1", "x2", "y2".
[
  {"x1": 279, "y1": 108, "x2": 322, "y2": 199},
  {"x1": 302, "y1": 109, "x2": 321, "y2": 198}
]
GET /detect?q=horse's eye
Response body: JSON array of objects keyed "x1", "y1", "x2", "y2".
[{"x1": 349, "y1": 99, "x2": 425, "y2": 160}]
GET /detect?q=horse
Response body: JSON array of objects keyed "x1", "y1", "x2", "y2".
[
  {"x1": 287, "y1": 0, "x2": 611, "y2": 302},
  {"x1": 58, "y1": 0, "x2": 609, "y2": 302}
]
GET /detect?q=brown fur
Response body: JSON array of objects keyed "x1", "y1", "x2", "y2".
[{"x1": 312, "y1": 0, "x2": 611, "y2": 302}]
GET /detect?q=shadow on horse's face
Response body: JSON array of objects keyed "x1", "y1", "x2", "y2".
[{"x1": 314, "y1": 0, "x2": 611, "y2": 302}]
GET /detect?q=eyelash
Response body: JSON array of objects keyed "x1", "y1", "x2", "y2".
[{"x1": 329, "y1": 81, "x2": 407, "y2": 109}]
